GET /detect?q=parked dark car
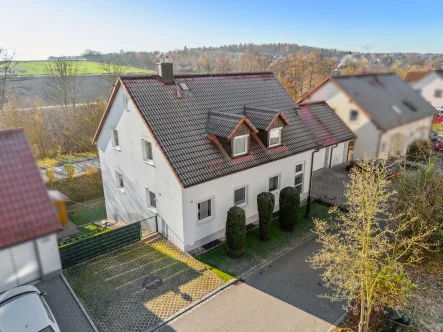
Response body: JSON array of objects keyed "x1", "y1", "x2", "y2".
[{"x1": 346, "y1": 159, "x2": 400, "y2": 177}]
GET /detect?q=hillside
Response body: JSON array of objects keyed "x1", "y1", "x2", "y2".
[{"x1": 15, "y1": 61, "x2": 153, "y2": 75}]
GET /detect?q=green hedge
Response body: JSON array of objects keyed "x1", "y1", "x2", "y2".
[
  {"x1": 47, "y1": 172, "x2": 103, "y2": 202},
  {"x1": 257, "y1": 192, "x2": 275, "y2": 241},
  {"x1": 279, "y1": 186, "x2": 300, "y2": 231},
  {"x1": 226, "y1": 206, "x2": 246, "y2": 258}
]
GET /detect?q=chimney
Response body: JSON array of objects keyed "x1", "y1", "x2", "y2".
[{"x1": 156, "y1": 62, "x2": 174, "y2": 84}]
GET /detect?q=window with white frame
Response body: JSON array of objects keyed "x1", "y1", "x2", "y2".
[
  {"x1": 435, "y1": 89, "x2": 442, "y2": 98},
  {"x1": 269, "y1": 127, "x2": 282, "y2": 147},
  {"x1": 111, "y1": 129, "x2": 119, "y2": 148},
  {"x1": 294, "y1": 162, "x2": 304, "y2": 194},
  {"x1": 142, "y1": 139, "x2": 153, "y2": 163},
  {"x1": 123, "y1": 94, "x2": 129, "y2": 110},
  {"x1": 233, "y1": 134, "x2": 249, "y2": 157},
  {"x1": 269, "y1": 175, "x2": 280, "y2": 192},
  {"x1": 115, "y1": 171, "x2": 124, "y2": 191},
  {"x1": 234, "y1": 186, "x2": 247, "y2": 206},
  {"x1": 146, "y1": 188, "x2": 157, "y2": 210},
  {"x1": 197, "y1": 198, "x2": 213, "y2": 222}
]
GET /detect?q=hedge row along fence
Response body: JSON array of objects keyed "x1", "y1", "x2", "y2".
[{"x1": 59, "y1": 222, "x2": 141, "y2": 269}]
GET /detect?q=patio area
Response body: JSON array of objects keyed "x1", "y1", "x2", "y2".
[
  {"x1": 64, "y1": 234, "x2": 224, "y2": 332},
  {"x1": 311, "y1": 164, "x2": 349, "y2": 208}
]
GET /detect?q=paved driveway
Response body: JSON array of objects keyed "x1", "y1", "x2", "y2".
[
  {"x1": 311, "y1": 164, "x2": 349, "y2": 208},
  {"x1": 37, "y1": 276, "x2": 96, "y2": 332},
  {"x1": 161, "y1": 238, "x2": 344, "y2": 332},
  {"x1": 64, "y1": 234, "x2": 223, "y2": 332}
]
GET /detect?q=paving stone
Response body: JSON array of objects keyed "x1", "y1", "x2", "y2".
[{"x1": 311, "y1": 164, "x2": 349, "y2": 208}]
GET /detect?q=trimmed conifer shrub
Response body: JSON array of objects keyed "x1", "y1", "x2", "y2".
[
  {"x1": 257, "y1": 192, "x2": 275, "y2": 241},
  {"x1": 226, "y1": 206, "x2": 246, "y2": 258},
  {"x1": 279, "y1": 186, "x2": 300, "y2": 231}
]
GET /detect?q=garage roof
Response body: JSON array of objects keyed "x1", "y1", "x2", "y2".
[{"x1": 0, "y1": 129, "x2": 60, "y2": 249}]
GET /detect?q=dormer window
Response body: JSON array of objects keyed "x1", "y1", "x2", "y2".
[
  {"x1": 269, "y1": 128, "x2": 282, "y2": 147},
  {"x1": 233, "y1": 134, "x2": 249, "y2": 157}
]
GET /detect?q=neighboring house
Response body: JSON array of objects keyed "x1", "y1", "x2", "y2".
[
  {"x1": 404, "y1": 70, "x2": 430, "y2": 84},
  {"x1": 411, "y1": 70, "x2": 443, "y2": 108},
  {"x1": 93, "y1": 63, "x2": 354, "y2": 251},
  {"x1": 0, "y1": 128, "x2": 62, "y2": 293},
  {"x1": 299, "y1": 73, "x2": 435, "y2": 160}
]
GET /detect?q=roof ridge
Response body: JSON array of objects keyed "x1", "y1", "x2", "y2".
[
  {"x1": 119, "y1": 72, "x2": 274, "y2": 80},
  {"x1": 333, "y1": 72, "x2": 397, "y2": 79},
  {"x1": 0, "y1": 128, "x2": 25, "y2": 136}
]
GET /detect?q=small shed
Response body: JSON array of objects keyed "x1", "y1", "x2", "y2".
[{"x1": 48, "y1": 190, "x2": 70, "y2": 226}]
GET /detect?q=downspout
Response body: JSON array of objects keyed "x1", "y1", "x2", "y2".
[
  {"x1": 305, "y1": 147, "x2": 320, "y2": 219},
  {"x1": 328, "y1": 143, "x2": 338, "y2": 168}
]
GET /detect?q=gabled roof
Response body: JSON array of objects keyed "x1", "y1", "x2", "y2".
[
  {"x1": 404, "y1": 70, "x2": 431, "y2": 83},
  {"x1": 0, "y1": 129, "x2": 60, "y2": 249},
  {"x1": 244, "y1": 107, "x2": 290, "y2": 131},
  {"x1": 299, "y1": 101, "x2": 355, "y2": 146},
  {"x1": 300, "y1": 73, "x2": 436, "y2": 132},
  {"x1": 95, "y1": 72, "x2": 354, "y2": 187},
  {"x1": 206, "y1": 110, "x2": 258, "y2": 138}
]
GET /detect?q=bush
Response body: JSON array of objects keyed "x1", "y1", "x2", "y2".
[
  {"x1": 226, "y1": 206, "x2": 246, "y2": 258},
  {"x1": 45, "y1": 168, "x2": 56, "y2": 186},
  {"x1": 279, "y1": 186, "x2": 300, "y2": 231},
  {"x1": 47, "y1": 172, "x2": 104, "y2": 202},
  {"x1": 86, "y1": 164, "x2": 97, "y2": 176},
  {"x1": 64, "y1": 164, "x2": 75, "y2": 181},
  {"x1": 257, "y1": 192, "x2": 275, "y2": 241},
  {"x1": 407, "y1": 140, "x2": 431, "y2": 160}
]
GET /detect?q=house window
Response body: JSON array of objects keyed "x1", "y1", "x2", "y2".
[
  {"x1": 269, "y1": 175, "x2": 280, "y2": 192},
  {"x1": 294, "y1": 162, "x2": 304, "y2": 194},
  {"x1": 142, "y1": 139, "x2": 153, "y2": 163},
  {"x1": 198, "y1": 198, "x2": 213, "y2": 222},
  {"x1": 349, "y1": 110, "x2": 359, "y2": 122},
  {"x1": 269, "y1": 128, "x2": 282, "y2": 147},
  {"x1": 233, "y1": 134, "x2": 249, "y2": 157},
  {"x1": 234, "y1": 186, "x2": 247, "y2": 207},
  {"x1": 435, "y1": 89, "x2": 442, "y2": 98},
  {"x1": 123, "y1": 94, "x2": 129, "y2": 110},
  {"x1": 115, "y1": 171, "x2": 124, "y2": 191},
  {"x1": 111, "y1": 129, "x2": 119, "y2": 148},
  {"x1": 146, "y1": 188, "x2": 156, "y2": 211}
]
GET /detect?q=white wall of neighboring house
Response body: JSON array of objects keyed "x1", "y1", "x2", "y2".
[
  {"x1": 0, "y1": 234, "x2": 61, "y2": 293},
  {"x1": 303, "y1": 81, "x2": 381, "y2": 159},
  {"x1": 413, "y1": 72, "x2": 443, "y2": 108},
  {"x1": 378, "y1": 116, "x2": 434, "y2": 157},
  {"x1": 97, "y1": 86, "x2": 185, "y2": 249}
]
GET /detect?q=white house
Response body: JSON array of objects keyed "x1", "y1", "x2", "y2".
[
  {"x1": 0, "y1": 128, "x2": 62, "y2": 293},
  {"x1": 299, "y1": 73, "x2": 435, "y2": 160},
  {"x1": 411, "y1": 70, "x2": 443, "y2": 109},
  {"x1": 93, "y1": 63, "x2": 354, "y2": 251}
]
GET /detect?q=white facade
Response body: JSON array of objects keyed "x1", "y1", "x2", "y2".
[
  {"x1": 98, "y1": 86, "x2": 350, "y2": 251},
  {"x1": 413, "y1": 72, "x2": 443, "y2": 108},
  {"x1": 303, "y1": 81, "x2": 433, "y2": 159},
  {"x1": 0, "y1": 234, "x2": 61, "y2": 293}
]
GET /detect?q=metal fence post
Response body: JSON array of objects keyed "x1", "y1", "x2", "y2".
[{"x1": 155, "y1": 215, "x2": 158, "y2": 232}]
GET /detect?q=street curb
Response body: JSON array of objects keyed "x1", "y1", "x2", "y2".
[
  {"x1": 327, "y1": 310, "x2": 348, "y2": 332},
  {"x1": 61, "y1": 274, "x2": 99, "y2": 332},
  {"x1": 147, "y1": 232, "x2": 317, "y2": 332}
]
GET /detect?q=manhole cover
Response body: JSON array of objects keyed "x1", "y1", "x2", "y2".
[
  {"x1": 142, "y1": 276, "x2": 163, "y2": 290},
  {"x1": 324, "y1": 195, "x2": 336, "y2": 200}
]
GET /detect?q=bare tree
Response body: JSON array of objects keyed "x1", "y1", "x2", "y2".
[
  {"x1": 0, "y1": 49, "x2": 26, "y2": 107},
  {"x1": 44, "y1": 59, "x2": 82, "y2": 108},
  {"x1": 98, "y1": 59, "x2": 130, "y2": 87}
]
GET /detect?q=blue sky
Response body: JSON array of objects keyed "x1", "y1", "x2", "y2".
[{"x1": 1, "y1": 0, "x2": 442, "y2": 60}]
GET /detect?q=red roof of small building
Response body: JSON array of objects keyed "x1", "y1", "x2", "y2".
[
  {"x1": 0, "y1": 128, "x2": 60, "y2": 249},
  {"x1": 404, "y1": 70, "x2": 430, "y2": 83}
]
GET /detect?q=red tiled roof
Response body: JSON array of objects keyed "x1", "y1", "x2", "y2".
[
  {"x1": 404, "y1": 70, "x2": 430, "y2": 83},
  {"x1": 0, "y1": 128, "x2": 60, "y2": 249}
]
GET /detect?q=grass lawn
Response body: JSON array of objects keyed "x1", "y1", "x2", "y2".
[
  {"x1": 198, "y1": 202, "x2": 334, "y2": 282},
  {"x1": 15, "y1": 61, "x2": 154, "y2": 75},
  {"x1": 38, "y1": 151, "x2": 98, "y2": 168},
  {"x1": 69, "y1": 203, "x2": 107, "y2": 226},
  {"x1": 47, "y1": 172, "x2": 104, "y2": 202}
]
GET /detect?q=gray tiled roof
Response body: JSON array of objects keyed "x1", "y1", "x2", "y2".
[
  {"x1": 435, "y1": 70, "x2": 443, "y2": 80},
  {"x1": 121, "y1": 73, "x2": 351, "y2": 187},
  {"x1": 206, "y1": 110, "x2": 247, "y2": 138},
  {"x1": 333, "y1": 73, "x2": 435, "y2": 131},
  {"x1": 245, "y1": 107, "x2": 281, "y2": 130},
  {"x1": 299, "y1": 102, "x2": 355, "y2": 146}
]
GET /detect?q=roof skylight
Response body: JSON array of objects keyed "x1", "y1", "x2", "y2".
[
  {"x1": 179, "y1": 82, "x2": 189, "y2": 91},
  {"x1": 391, "y1": 105, "x2": 402, "y2": 115},
  {"x1": 403, "y1": 100, "x2": 417, "y2": 112}
]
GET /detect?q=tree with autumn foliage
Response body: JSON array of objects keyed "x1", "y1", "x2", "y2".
[{"x1": 309, "y1": 159, "x2": 435, "y2": 332}]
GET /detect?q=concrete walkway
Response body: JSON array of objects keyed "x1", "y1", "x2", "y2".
[
  {"x1": 311, "y1": 164, "x2": 349, "y2": 208},
  {"x1": 160, "y1": 238, "x2": 344, "y2": 332},
  {"x1": 40, "y1": 157, "x2": 100, "y2": 181}
]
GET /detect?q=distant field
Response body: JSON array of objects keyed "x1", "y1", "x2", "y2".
[{"x1": 15, "y1": 61, "x2": 154, "y2": 75}]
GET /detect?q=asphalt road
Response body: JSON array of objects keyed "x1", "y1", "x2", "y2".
[{"x1": 160, "y1": 238, "x2": 344, "y2": 332}]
